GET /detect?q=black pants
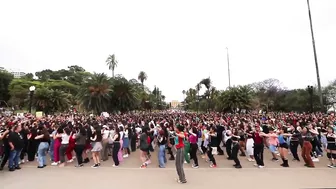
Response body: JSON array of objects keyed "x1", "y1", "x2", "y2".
[
  {"x1": 20, "y1": 143, "x2": 28, "y2": 160},
  {"x1": 253, "y1": 143, "x2": 264, "y2": 166},
  {"x1": 207, "y1": 146, "x2": 216, "y2": 165},
  {"x1": 217, "y1": 135, "x2": 224, "y2": 154},
  {"x1": 167, "y1": 146, "x2": 174, "y2": 159},
  {"x1": 201, "y1": 141, "x2": 207, "y2": 154},
  {"x1": 131, "y1": 136, "x2": 137, "y2": 152},
  {"x1": 0, "y1": 146, "x2": 10, "y2": 168},
  {"x1": 232, "y1": 142, "x2": 241, "y2": 166},
  {"x1": 190, "y1": 143, "x2": 198, "y2": 166},
  {"x1": 290, "y1": 141, "x2": 300, "y2": 161},
  {"x1": 226, "y1": 139, "x2": 232, "y2": 158},
  {"x1": 112, "y1": 142, "x2": 120, "y2": 166},
  {"x1": 27, "y1": 141, "x2": 38, "y2": 161},
  {"x1": 74, "y1": 144, "x2": 85, "y2": 165}
]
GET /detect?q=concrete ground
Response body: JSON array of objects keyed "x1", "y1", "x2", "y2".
[{"x1": 1, "y1": 150, "x2": 335, "y2": 189}]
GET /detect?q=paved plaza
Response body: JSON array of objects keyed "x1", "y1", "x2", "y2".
[{"x1": 1, "y1": 151, "x2": 335, "y2": 189}]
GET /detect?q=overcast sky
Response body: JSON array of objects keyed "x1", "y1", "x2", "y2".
[{"x1": 0, "y1": 0, "x2": 335, "y2": 102}]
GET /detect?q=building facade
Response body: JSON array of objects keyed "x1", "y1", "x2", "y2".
[
  {"x1": 10, "y1": 71, "x2": 26, "y2": 78},
  {"x1": 171, "y1": 100, "x2": 181, "y2": 109}
]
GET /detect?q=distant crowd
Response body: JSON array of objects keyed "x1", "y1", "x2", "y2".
[{"x1": 1, "y1": 111, "x2": 336, "y2": 184}]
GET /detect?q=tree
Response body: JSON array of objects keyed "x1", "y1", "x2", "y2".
[
  {"x1": 182, "y1": 90, "x2": 186, "y2": 101},
  {"x1": 106, "y1": 54, "x2": 118, "y2": 78},
  {"x1": 22, "y1": 73, "x2": 34, "y2": 80},
  {"x1": 0, "y1": 71, "x2": 14, "y2": 103},
  {"x1": 77, "y1": 73, "x2": 111, "y2": 114},
  {"x1": 32, "y1": 87, "x2": 71, "y2": 114},
  {"x1": 137, "y1": 71, "x2": 147, "y2": 89}
]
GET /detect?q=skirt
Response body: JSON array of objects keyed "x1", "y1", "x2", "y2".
[
  {"x1": 91, "y1": 142, "x2": 102, "y2": 152},
  {"x1": 123, "y1": 138, "x2": 129, "y2": 148},
  {"x1": 246, "y1": 138, "x2": 254, "y2": 156},
  {"x1": 327, "y1": 143, "x2": 336, "y2": 150}
]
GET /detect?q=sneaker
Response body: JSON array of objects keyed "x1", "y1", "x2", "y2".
[
  {"x1": 67, "y1": 159, "x2": 74, "y2": 163},
  {"x1": 21, "y1": 160, "x2": 25, "y2": 164},
  {"x1": 51, "y1": 162, "x2": 58, "y2": 166},
  {"x1": 272, "y1": 158, "x2": 279, "y2": 162},
  {"x1": 258, "y1": 165, "x2": 265, "y2": 168},
  {"x1": 75, "y1": 164, "x2": 84, "y2": 168},
  {"x1": 113, "y1": 164, "x2": 118, "y2": 167},
  {"x1": 123, "y1": 154, "x2": 129, "y2": 158},
  {"x1": 9, "y1": 168, "x2": 15, "y2": 172},
  {"x1": 140, "y1": 164, "x2": 147, "y2": 169},
  {"x1": 312, "y1": 158, "x2": 319, "y2": 162},
  {"x1": 247, "y1": 158, "x2": 254, "y2": 162},
  {"x1": 15, "y1": 166, "x2": 21, "y2": 170},
  {"x1": 234, "y1": 165, "x2": 242, "y2": 169},
  {"x1": 176, "y1": 178, "x2": 187, "y2": 184},
  {"x1": 192, "y1": 164, "x2": 199, "y2": 168},
  {"x1": 91, "y1": 164, "x2": 99, "y2": 168},
  {"x1": 210, "y1": 164, "x2": 217, "y2": 168}
]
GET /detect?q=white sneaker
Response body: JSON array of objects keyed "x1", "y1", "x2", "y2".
[
  {"x1": 67, "y1": 159, "x2": 74, "y2": 163},
  {"x1": 258, "y1": 165, "x2": 264, "y2": 168},
  {"x1": 312, "y1": 158, "x2": 319, "y2": 162},
  {"x1": 123, "y1": 154, "x2": 128, "y2": 158},
  {"x1": 21, "y1": 160, "x2": 25, "y2": 164},
  {"x1": 51, "y1": 162, "x2": 58, "y2": 166}
]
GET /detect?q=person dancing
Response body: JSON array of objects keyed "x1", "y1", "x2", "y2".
[{"x1": 174, "y1": 124, "x2": 187, "y2": 184}]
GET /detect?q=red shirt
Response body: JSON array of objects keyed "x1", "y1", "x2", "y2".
[
  {"x1": 253, "y1": 132, "x2": 263, "y2": 144},
  {"x1": 175, "y1": 132, "x2": 185, "y2": 149}
]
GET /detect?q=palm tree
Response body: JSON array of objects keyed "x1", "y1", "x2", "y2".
[
  {"x1": 110, "y1": 76, "x2": 138, "y2": 112},
  {"x1": 182, "y1": 90, "x2": 186, "y2": 101},
  {"x1": 77, "y1": 73, "x2": 111, "y2": 114},
  {"x1": 137, "y1": 71, "x2": 148, "y2": 90},
  {"x1": 200, "y1": 77, "x2": 212, "y2": 112},
  {"x1": 106, "y1": 54, "x2": 118, "y2": 78}
]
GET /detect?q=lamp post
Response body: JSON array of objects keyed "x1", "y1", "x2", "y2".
[
  {"x1": 307, "y1": 85, "x2": 314, "y2": 112},
  {"x1": 226, "y1": 47, "x2": 231, "y2": 88},
  {"x1": 306, "y1": 0, "x2": 323, "y2": 111},
  {"x1": 29, "y1": 86, "x2": 36, "y2": 113}
]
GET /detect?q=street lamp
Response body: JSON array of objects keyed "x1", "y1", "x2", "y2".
[
  {"x1": 307, "y1": 85, "x2": 314, "y2": 112},
  {"x1": 29, "y1": 86, "x2": 36, "y2": 113},
  {"x1": 306, "y1": 0, "x2": 323, "y2": 111}
]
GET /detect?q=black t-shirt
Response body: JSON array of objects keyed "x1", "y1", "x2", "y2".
[
  {"x1": 262, "y1": 125, "x2": 269, "y2": 134},
  {"x1": 8, "y1": 132, "x2": 24, "y2": 150},
  {"x1": 2, "y1": 131, "x2": 10, "y2": 147}
]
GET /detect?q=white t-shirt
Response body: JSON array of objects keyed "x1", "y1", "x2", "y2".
[
  {"x1": 124, "y1": 130, "x2": 129, "y2": 138},
  {"x1": 102, "y1": 130, "x2": 110, "y2": 139},
  {"x1": 61, "y1": 134, "x2": 70, "y2": 144}
]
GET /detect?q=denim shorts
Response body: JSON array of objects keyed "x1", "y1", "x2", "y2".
[{"x1": 269, "y1": 145, "x2": 277, "y2": 153}]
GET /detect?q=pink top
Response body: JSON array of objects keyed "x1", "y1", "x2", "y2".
[
  {"x1": 189, "y1": 134, "x2": 197, "y2": 144},
  {"x1": 268, "y1": 133, "x2": 279, "y2": 146}
]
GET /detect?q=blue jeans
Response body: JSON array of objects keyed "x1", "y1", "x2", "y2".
[
  {"x1": 158, "y1": 145, "x2": 166, "y2": 168},
  {"x1": 38, "y1": 142, "x2": 49, "y2": 167},
  {"x1": 9, "y1": 149, "x2": 22, "y2": 168},
  {"x1": 49, "y1": 140, "x2": 55, "y2": 162}
]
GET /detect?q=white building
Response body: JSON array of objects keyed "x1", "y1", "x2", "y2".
[{"x1": 10, "y1": 71, "x2": 26, "y2": 78}]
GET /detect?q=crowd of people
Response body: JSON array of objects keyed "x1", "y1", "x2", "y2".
[{"x1": 1, "y1": 111, "x2": 336, "y2": 184}]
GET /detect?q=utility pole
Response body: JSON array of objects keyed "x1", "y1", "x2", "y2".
[
  {"x1": 226, "y1": 47, "x2": 231, "y2": 88},
  {"x1": 306, "y1": 0, "x2": 324, "y2": 111}
]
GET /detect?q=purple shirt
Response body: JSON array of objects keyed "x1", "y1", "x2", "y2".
[{"x1": 189, "y1": 134, "x2": 197, "y2": 144}]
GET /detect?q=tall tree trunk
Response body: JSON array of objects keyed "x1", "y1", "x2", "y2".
[{"x1": 112, "y1": 69, "x2": 114, "y2": 78}]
